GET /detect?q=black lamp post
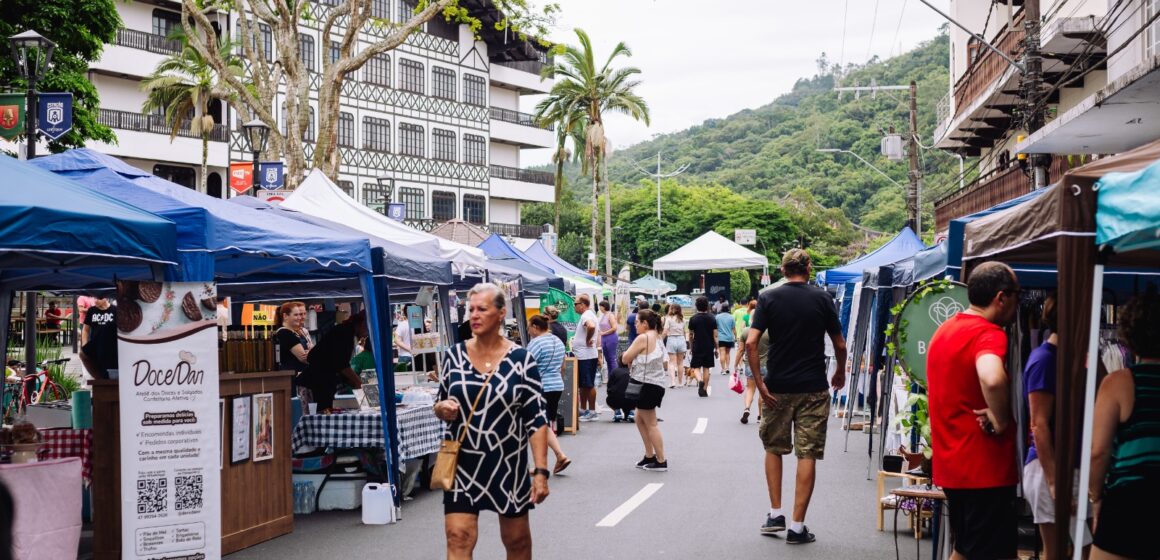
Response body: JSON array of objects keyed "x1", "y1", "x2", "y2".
[
  {"x1": 9, "y1": 30, "x2": 55, "y2": 160},
  {"x1": 375, "y1": 175, "x2": 394, "y2": 215},
  {"x1": 241, "y1": 118, "x2": 270, "y2": 193}
]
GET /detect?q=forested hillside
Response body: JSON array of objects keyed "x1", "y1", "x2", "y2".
[{"x1": 525, "y1": 30, "x2": 966, "y2": 287}]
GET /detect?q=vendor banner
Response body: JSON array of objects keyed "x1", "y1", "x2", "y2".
[
  {"x1": 704, "y1": 272, "x2": 731, "y2": 307},
  {"x1": 256, "y1": 161, "x2": 283, "y2": 190},
  {"x1": 228, "y1": 162, "x2": 252, "y2": 194},
  {"x1": 0, "y1": 93, "x2": 25, "y2": 139},
  {"x1": 37, "y1": 92, "x2": 73, "y2": 140},
  {"x1": 893, "y1": 282, "x2": 969, "y2": 384},
  {"x1": 117, "y1": 281, "x2": 221, "y2": 560}
]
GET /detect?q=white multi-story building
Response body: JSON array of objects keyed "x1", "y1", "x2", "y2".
[{"x1": 86, "y1": 0, "x2": 555, "y2": 237}]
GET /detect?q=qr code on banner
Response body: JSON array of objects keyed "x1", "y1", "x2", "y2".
[
  {"x1": 136, "y1": 477, "x2": 167, "y2": 514},
  {"x1": 174, "y1": 475, "x2": 203, "y2": 511}
]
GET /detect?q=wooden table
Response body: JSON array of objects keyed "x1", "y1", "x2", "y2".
[
  {"x1": 891, "y1": 485, "x2": 947, "y2": 560},
  {"x1": 876, "y1": 470, "x2": 931, "y2": 531}
]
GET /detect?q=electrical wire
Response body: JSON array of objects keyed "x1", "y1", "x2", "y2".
[
  {"x1": 839, "y1": 0, "x2": 850, "y2": 73},
  {"x1": 890, "y1": 0, "x2": 909, "y2": 58},
  {"x1": 867, "y1": 0, "x2": 881, "y2": 62}
]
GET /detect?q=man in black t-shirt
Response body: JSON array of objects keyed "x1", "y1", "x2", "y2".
[
  {"x1": 301, "y1": 312, "x2": 369, "y2": 411},
  {"x1": 80, "y1": 297, "x2": 118, "y2": 379},
  {"x1": 688, "y1": 296, "x2": 718, "y2": 398},
  {"x1": 745, "y1": 249, "x2": 847, "y2": 544}
]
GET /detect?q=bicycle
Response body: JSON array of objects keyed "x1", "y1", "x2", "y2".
[{"x1": 2, "y1": 357, "x2": 71, "y2": 421}]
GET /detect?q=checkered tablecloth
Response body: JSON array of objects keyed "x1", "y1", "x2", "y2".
[
  {"x1": 37, "y1": 428, "x2": 93, "y2": 483},
  {"x1": 291, "y1": 406, "x2": 444, "y2": 462}
]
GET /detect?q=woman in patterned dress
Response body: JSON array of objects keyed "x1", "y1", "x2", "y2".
[{"x1": 433, "y1": 283, "x2": 550, "y2": 560}]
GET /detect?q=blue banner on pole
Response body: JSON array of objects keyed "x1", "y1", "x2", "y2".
[
  {"x1": 386, "y1": 203, "x2": 406, "y2": 221},
  {"x1": 257, "y1": 161, "x2": 284, "y2": 190},
  {"x1": 37, "y1": 93, "x2": 73, "y2": 140}
]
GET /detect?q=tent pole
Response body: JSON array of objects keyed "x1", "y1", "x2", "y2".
[
  {"x1": 1072, "y1": 262, "x2": 1104, "y2": 560},
  {"x1": 24, "y1": 292, "x2": 36, "y2": 379},
  {"x1": 437, "y1": 286, "x2": 455, "y2": 345},
  {"x1": 0, "y1": 290, "x2": 11, "y2": 418}
]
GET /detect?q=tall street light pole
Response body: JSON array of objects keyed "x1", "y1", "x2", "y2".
[
  {"x1": 630, "y1": 151, "x2": 689, "y2": 226},
  {"x1": 241, "y1": 118, "x2": 270, "y2": 195}
]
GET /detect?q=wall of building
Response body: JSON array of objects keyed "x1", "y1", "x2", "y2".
[
  {"x1": 489, "y1": 198, "x2": 520, "y2": 224},
  {"x1": 489, "y1": 142, "x2": 519, "y2": 166},
  {"x1": 490, "y1": 86, "x2": 519, "y2": 111},
  {"x1": 90, "y1": 74, "x2": 147, "y2": 112},
  {"x1": 1108, "y1": 0, "x2": 1151, "y2": 81}
]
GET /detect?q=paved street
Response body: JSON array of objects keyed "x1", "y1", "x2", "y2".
[{"x1": 230, "y1": 373, "x2": 926, "y2": 559}]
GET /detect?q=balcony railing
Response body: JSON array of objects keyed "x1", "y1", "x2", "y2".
[
  {"x1": 489, "y1": 164, "x2": 554, "y2": 186},
  {"x1": 953, "y1": 12, "x2": 1025, "y2": 119},
  {"x1": 488, "y1": 222, "x2": 547, "y2": 239},
  {"x1": 933, "y1": 156, "x2": 1071, "y2": 232},
  {"x1": 114, "y1": 28, "x2": 182, "y2": 55},
  {"x1": 489, "y1": 107, "x2": 554, "y2": 131},
  {"x1": 98, "y1": 108, "x2": 228, "y2": 142},
  {"x1": 493, "y1": 58, "x2": 549, "y2": 76}
]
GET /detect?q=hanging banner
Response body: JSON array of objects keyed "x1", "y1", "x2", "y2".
[
  {"x1": 704, "y1": 272, "x2": 731, "y2": 308},
  {"x1": 0, "y1": 93, "x2": 26, "y2": 140},
  {"x1": 894, "y1": 282, "x2": 969, "y2": 384},
  {"x1": 256, "y1": 161, "x2": 283, "y2": 190},
  {"x1": 229, "y1": 162, "x2": 253, "y2": 194},
  {"x1": 117, "y1": 281, "x2": 221, "y2": 560},
  {"x1": 386, "y1": 203, "x2": 406, "y2": 221},
  {"x1": 37, "y1": 92, "x2": 73, "y2": 140}
]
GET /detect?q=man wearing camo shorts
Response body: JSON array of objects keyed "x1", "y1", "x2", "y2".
[{"x1": 746, "y1": 249, "x2": 847, "y2": 545}]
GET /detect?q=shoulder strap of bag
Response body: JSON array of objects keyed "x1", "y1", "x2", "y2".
[{"x1": 455, "y1": 344, "x2": 508, "y2": 444}]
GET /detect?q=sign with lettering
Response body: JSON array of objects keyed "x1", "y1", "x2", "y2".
[
  {"x1": 117, "y1": 281, "x2": 221, "y2": 560},
  {"x1": 240, "y1": 303, "x2": 277, "y2": 327},
  {"x1": 894, "y1": 282, "x2": 969, "y2": 384},
  {"x1": 734, "y1": 228, "x2": 757, "y2": 246},
  {"x1": 37, "y1": 92, "x2": 73, "y2": 140},
  {"x1": 257, "y1": 161, "x2": 283, "y2": 190},
  {"x1": 387, "y1": 203, "x2": 406, "y2": 221},
  {"x1": 229, "y1": 162, "x2": 253, "y2": 194}
]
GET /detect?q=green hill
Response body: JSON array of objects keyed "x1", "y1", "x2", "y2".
[{"x1": 537, "y1": 31, "x2": 961, "y2": 235}]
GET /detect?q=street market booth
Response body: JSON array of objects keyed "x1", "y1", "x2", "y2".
[
  {"x1": 628, "y1": 274, "x2": 676, "y2": 297},
  {"x1": 956, "y1": 139, "x2": 1160, "y2": 559},
  {"x1": 521, "y1": 238, "x2": 607, "y2": 300},
  {"x1": 652, "y1": 230, "x2": 769, "y2": 275},
  {"x1": 29, "y1": 149, "x2": 412, "y2": 558},
  {"x1": 0, "y1": 153, "x2": 178, "y2": 560}
]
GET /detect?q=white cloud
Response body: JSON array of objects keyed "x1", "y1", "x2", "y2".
[{"x1": 520, "y1": 0, "x2": 949, "y2": 166}]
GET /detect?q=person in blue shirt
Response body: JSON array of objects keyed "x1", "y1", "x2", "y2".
[
  {"x1": 716, "y1": 308, "x2": 737, "y2": 377},
  {"x1": 626, "y1": 297, "x2": 647, "y2": 344},
  {"x1": 527, "y1": 314, "x2": 571, "y2": 474}
]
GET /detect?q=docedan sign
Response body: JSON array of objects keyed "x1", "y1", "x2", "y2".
[{"x1": 117, "y1": 280, "x2": 221, "y2": 560}]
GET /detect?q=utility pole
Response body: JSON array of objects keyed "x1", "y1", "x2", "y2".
[
  {"x1": 1022, "y1": 0, "x2": 1048, "y2": 189},
  {"x1": 908, "y1": 80, "x2": 922, "y2": 235},
  {"x1": 631, "y1": 152, "x2": 689, "y2": 226}
]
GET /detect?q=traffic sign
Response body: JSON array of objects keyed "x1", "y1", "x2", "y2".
[{"x1": 735, "y1": 229, "x2": 757, "y2": 245}]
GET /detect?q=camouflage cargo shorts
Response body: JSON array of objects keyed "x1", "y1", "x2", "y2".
[{"x1": 758, "y1": 390, "x2": 830, "y2": 459}]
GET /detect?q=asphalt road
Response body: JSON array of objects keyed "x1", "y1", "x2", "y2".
[{"x1": 229, "y1": 372, "x2": 929, "y2": 559}]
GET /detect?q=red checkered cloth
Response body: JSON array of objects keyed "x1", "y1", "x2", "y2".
[{"x1": 37, "y1": 428, "x2": 93, "y2": 484}]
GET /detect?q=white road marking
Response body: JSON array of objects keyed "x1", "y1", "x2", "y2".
[
  {"x1": 693, "y1": 417, "x2": 709, "y2": 434},
  {"x1": 596, "y1": 483, "x2": 664, "y2": 527}
]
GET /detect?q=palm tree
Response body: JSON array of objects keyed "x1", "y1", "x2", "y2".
[
  {"x1": 534, "y1": 94, "x2": 587, "y2": 233},
  {"x1": 142, "y1": 31, "x2": 240, "y2": 194},
  {"x1": 540, "y1": 29, "x2": 650, "y2": 275}
]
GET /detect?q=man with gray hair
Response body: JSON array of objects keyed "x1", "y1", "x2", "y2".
[{"x1": 747, "y1": 248, "x2": 847, "y2": 544}]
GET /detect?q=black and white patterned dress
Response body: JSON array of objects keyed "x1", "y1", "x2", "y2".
[{"x1": 439, "y1": 342, "x2": 548, "y2": 514}]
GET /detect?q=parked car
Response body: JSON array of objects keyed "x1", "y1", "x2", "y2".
[{"x1": 665, "y1": 294, "x2": 693, "y2": 308}]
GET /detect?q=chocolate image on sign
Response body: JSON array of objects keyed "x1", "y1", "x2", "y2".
[
  {"x1": 116, "y1": 280, "x2": 139, "y2": 300},
  {"x1": 181, "y1": 292, "x2": 203, "y2": 322},
  {"x1": 201, "y1": 297, "x2": 216, "y2": 312},
  {"x1": 117, "y1": 298, "x2": 143, "y2": 332},
  {"x1": 137, "y1": 281, "x2": 163, "y2": 303}
]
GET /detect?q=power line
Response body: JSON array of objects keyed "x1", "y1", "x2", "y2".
[
  {"x1": 890, "y1": 0, "x2": 909, "y2": 58},
  {"x1": 866, "y1": 0, "x2": 881, "y2": 62},
  {"x1": 839, "y1": 0, "x2": 850, "y2": 72}
]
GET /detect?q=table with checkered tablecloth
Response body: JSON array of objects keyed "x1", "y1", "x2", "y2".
[
  {"x1": 290, "y1": 405, "x2": 444, "y2": 462},
  {"x1": 37, "y1": 428, "x2": 93, "y2": 484}
]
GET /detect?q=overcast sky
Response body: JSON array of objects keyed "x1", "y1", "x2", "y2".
[{"x1": 521, "y1": 0, "x2": 950, "y2": 166}]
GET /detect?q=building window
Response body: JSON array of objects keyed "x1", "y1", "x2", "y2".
[
  {"x1": 463, "y1": 194, "x2": 485, "y2": 225},
  {"x1": 363, "y1": 117, "x2": 391, "y2": 152},
  {"x1": 463, "y1": 134, "x2": 486, "y2": 166},
  {"x1": 338, "y1": 112, "x2": 355, "y2": 147},
  {"x1": 365, "y1": 54, "x2": 391, "y2": 86},
  {"x1": 1148, "y1": 0, "x2": 1160, "y2": 59},
  {"x1": 398, "y1": 123, "x2": 424, "y2": 157},
  {"x1": 371, "y1": 0, "x2": 390, "y2": 19},
  {"x1": 463, "y1": 74, "x2": 486, "y2": 107},
  {"x1": 432, "y1": 128, "x2": 456, "y2": 162},
  {"x1": 283, "y1": 105, "x2": 314, "y2": 141},
  {"x1": 152, "y1": 9, "x2": 182, "y2": 38},
  {"x1": 432, "y1": 191, "x2": 456, "y2": 222},
  {"x1": 400, "y1": 59, "x2": 424, "y2": 94},
  {"x1": 399, "y1": 187, "x2": 425, "y2": 220},
  {"x1": 338, "y1": 180, "x2": 355, "y2": 198},
  {"x1": 395, "y1": 0, "x2": 416, "y2": 22},
  {"x1": 260, "y1": 24, "x2": 273, "y2": 62},
  {"x1": 153, "y1": 164, "x2": 195, "y2": 189},
  {"x1": 432, "y1": 66, "x2": 456, "y2": 100},
  {"x1": 299, "y1": 35, "x2": 315, "y2": 72},
  {"x1": 329, "y1": 41, "x2": 341, "y2": 65},
  {"x1": 363, "y1": 183, "x2": 389, "y2": 213}
]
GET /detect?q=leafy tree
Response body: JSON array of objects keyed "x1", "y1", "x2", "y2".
[
  {"x1": 0, "y1": 0, "x2": 120, "y2": 152},
  {"x1": 179, "y1": 0, "x2": 557, "y2": 187},
  {"x1": 540, "y1": 28, "x2": 650, "y2": 276},
  {"x1": 142, "y1": 31, "x2": 242, "y2": 193},
  {"x1": 534, "y1": 91, "x2": 587, "y2": 233}
]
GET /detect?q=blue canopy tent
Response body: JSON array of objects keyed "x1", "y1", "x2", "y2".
[
  {"x1": 477, "y1": 234, "x2": 562, "y2": 292},
  {"x1": 816, "y1": 227, "x2": 925, "y2": 286},
  {"x1": 32, "y1": 149, "x2": 412, "y2": 507},
  {"x1": 0, "y1": 153, "x2": 179, "y2": 416},
  {"x1": 523, "y1": 239, "x2": 600, "y2": 284}
]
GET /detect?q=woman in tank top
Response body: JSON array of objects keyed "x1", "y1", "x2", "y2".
[
  {"x1": 663, "y1": 303, "x2": 687, "y2": 388},
  {"x1": 620, "y1": 309, "x2": 668, "y2": 471}
]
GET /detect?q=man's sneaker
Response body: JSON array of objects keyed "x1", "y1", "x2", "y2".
[
  {"x1": 579, "y1": 411, "x2": 594, "y2": 422},
  {"x1": 741, "y1": 410, "x2": 751, "y2": 424},
  {"x1": 641, "y1": 459, "x2": 668, "y2": 472},
  {"x1": 587, "y1": 410, "x2": 601, "y2": 421},
  {"x1": 635, "y1": 455, "x2": 656, "y2": 469},
  {"x1": 785, "y1": 526, "x2": 815, "y2": 544},
  {"x1": 613, "y1": 410, "x2": 624, "y2": 423},
  {"x1": 626, "y1": 411, "x2": 636, "y2": 423},
  {"x1": 760, "y1": 515, "x2": 786, "y2": 534},
  {"x1": 697, "y1": 381, "x2": 707, "y2": 397}
]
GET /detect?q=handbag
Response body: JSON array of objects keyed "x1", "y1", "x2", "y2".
[
  {"x1": 625, "y1": 379, "x2": 644, "y2": 402},
  {"x1": 729, "y1": 370, "x2": 744, "y2": 394},
  {"x1": 430, "y1": 356, "x2": 502, "y2": 491}
]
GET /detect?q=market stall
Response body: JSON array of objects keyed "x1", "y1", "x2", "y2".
[
  {"x1": 652, "y1": 230, "x2": 768, "y2": 273},
  {"x1": 627, "y1": 274, "x2": 676, "y2": 296},
  {"x1": 523, "y1": 239, "x2": 602, "y2": 284}
]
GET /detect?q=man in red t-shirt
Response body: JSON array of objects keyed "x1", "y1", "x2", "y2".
[{"x1": 926, "y1": 261, "x2": 1020, "y2": 560}]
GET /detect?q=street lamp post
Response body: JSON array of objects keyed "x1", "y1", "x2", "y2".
[
  {"x1": 9, "y1": 30, "x2": 55, "y2": 161},
  {"x1": 816, "y1": 148, "x2": 919, "y2": 233},
  {"x1": 375, "y1": 175, "x2": 394, "y2": 216},
  {"x1": 241, "y1": 119, "x2": 270, "y2": 194}
]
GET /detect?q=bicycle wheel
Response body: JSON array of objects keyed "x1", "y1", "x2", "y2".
[{"x1": 39, "y1": 382, "x2": 68, "y2": 404}]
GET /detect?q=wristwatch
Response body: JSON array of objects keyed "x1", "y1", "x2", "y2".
[{"x1": 532, "y1": 467, "x2": 551, "y2": 479}]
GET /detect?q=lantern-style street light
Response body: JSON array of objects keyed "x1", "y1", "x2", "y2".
[
  {"x1": 9, "y1": 30, "x2": 55, "y2": 160},
  {"x1": 241, "y1": 119, "x2": 270, "y2": 192}
]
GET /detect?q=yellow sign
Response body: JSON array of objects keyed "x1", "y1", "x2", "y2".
[{"x1": 241, "y1": 303, "x2": 278, "y2": 327}]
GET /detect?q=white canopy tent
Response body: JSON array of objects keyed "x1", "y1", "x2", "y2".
[
  {"x1": 652, "y1": 230, "x2": 768, "y2": 271},
  {"x1": 282, "y1": 170, "x2": 487, "y2": 273}
]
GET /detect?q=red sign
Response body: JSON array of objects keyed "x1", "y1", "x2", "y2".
[
  {"x1": 229, "y1": 162, "x2": 253, "y2": 194},
  {"x1": 0, "y1": 106, "x2": 19, "y2": 131}
]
